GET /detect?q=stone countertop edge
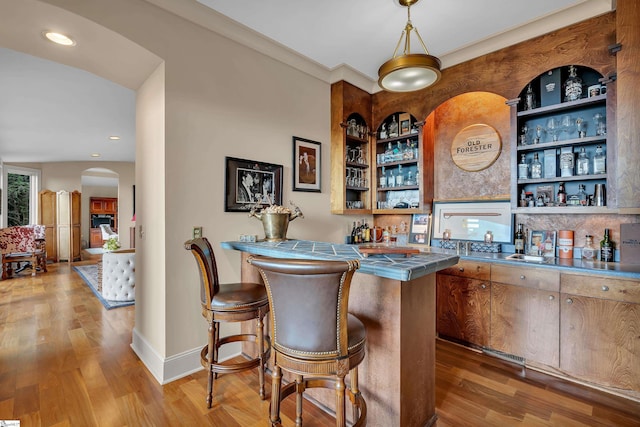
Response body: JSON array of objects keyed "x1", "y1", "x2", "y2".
[
  {"x1": 220, "y1": 240, "x2": 460, "y2": 282},
  {"x1": 419, "y1": 247, "x2": 640, "y2": 279}
]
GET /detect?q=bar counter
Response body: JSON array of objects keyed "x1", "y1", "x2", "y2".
[{"x1": 222, "y1": 239, "x2": 460, "y2": 427}]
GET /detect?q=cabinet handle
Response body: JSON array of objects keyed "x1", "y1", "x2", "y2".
[
  {"x1": 520, "y1": 275, "x2": 526, "y2": 280},
  {"x1": 566, "y1": 298, "x2": 573, "y2": 304},
  {"x1": 549, "y1": 295, "x2": 555, "y2": 300},
  {"x1": 481, "y1": 284, "x2": 487, "y2": 289},
  {"x1": 458, "y1": 267, "x2": 465, "y2": 272},
  {"x1": 601, "y1": 285, "x2": 609, "y2": 292}
]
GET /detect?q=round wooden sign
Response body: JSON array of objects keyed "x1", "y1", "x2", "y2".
[{"x1": 451, "y1": 124, "x2": 501, "y2": 172}]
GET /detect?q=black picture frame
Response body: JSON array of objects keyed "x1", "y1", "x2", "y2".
[
  {"x1": 224, "y1": 157, "x2": 283, "y2": 212},
  {"x1": 292, "y1": 136, "x2": 321, "y2": 192}
]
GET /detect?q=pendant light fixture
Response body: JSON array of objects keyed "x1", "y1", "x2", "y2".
[{"x1": 378, "y1": 0, "x2": 441, "y2": 92}]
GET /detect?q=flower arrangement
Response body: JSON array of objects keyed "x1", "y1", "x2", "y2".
[{"x1": 103, "y1": 237, "x2": 121, "y2": 251}]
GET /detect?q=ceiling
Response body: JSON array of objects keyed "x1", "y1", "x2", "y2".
[{"x1": 0, "y1": 0, "x2": 614, "y2": 165}]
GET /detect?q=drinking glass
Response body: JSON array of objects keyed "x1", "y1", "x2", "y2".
[
  {"x1": 546, "y1": 117, "x2": 561, "y2": 142},
  {"x1": 561, "y1": 114, "x2": 576, "y2": 139}
]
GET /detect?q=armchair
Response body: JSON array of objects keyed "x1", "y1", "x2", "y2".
[
  {"x1": 0, "y1": 225, "x2": 47, "y2": 279},
  {"x1": 99, "y1": 224, "x2": 118, "y2": 242}
]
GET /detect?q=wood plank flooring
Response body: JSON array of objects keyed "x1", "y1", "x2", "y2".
[{"x1": 1, "y1": 262, "x2": 639, "y2": 426}]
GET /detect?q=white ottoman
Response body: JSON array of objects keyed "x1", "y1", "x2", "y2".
[{"x1": 101, "y1": 249, "x2": 135, "y2": 301}]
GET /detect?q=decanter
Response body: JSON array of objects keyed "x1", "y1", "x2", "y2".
[{"x1": 564, "y1": 65, "x2": 582, "y2": 102}]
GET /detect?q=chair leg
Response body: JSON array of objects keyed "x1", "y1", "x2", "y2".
[
  {"x1": 256, "y1": 314, "x2": 266, "y2": 400},
  {"x1": 213, "y1": 321, "x2": 220, "y2": 380},
  {"x1": 270, "y1": 366, "x2": 283, "y2": 426},
  {"x1": 350, "y1": 368, "x2": 361, "y2": 422},
  {"x1": 295, "y1": 375, "x2": 304, "y2": 427},
  {"x1": 335, "y1": 375, "x2": 346, "y2": 427},
  {"x1": 206, "y1": 321, "x2": 217, "y2": 409}
]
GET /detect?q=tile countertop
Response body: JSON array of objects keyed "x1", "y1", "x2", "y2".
[
  {"x1": 422, "y1": 246, "x2": 640, "y2": 279},
  {"x1": 220, "y1": 240, "x2": 460, "y2": 282}
]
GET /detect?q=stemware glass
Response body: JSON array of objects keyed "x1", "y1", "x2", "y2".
[
  {"x1": 546, "y1": 117, "x2": 561, "y2": 142},
  {"x1": 533, "y1": 125, "x2": 545, "y2": 144},
  {"x1": 561, "y1": 114, "x2": 576, "y2": 139},
  {"x1": 576, "y1": 117, "x2": 588, "y2": 138}
]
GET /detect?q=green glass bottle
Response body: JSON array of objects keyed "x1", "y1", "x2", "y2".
[{"x1": 599, "y1": 228, "x2": 615, "y2": 262}]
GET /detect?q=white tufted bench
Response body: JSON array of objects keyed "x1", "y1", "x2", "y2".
[{"x1": 100, "y1": 249, "x2": 135, "y2": 301}]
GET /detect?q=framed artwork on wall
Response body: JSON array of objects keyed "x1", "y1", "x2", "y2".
[
  {"x1": 292, "y1": 136, "x2": 321, "y2": 192},
  {"x1": 410, "y1": 213, "x2": 432, "y2": 245},
  {"x1": 224, "y1": 157, "x2": 283, "y2": 212}
]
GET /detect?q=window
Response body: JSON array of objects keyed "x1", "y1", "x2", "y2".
[{"x1": 2, "y1": 166, "x2": 41, "y2": 227}]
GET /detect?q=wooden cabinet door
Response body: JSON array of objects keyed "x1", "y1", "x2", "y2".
[
  {"x1": 90, "y1": 199, "x2": 104, "y2": 213},
  {"x1": 560, "y1": 294, "x2": 640, "y2": 391},
  {"x1": 490, "y1": 282, "x2": 560, "y2": 367},
  {"x1": 437, "y1": 274, "x2": 490, "y2": 347},
  {"x1": 90, "y1": 229, "x2": 103, "y2": 248},
  {"x1": 103, "y1": 199, "x2": 117, "y2": 213}
]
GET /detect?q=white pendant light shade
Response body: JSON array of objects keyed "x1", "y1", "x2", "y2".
[{"x1": 378, "y1": 0, "x2": 441, "y2": 92}]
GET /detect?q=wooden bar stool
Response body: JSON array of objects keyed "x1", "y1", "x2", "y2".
[
  {"x1": 185, "y1": 237, "x2": 271, "y2": 408},
  {"x1": 247, "y1": 256, "x2": 367, "y2": 427}
]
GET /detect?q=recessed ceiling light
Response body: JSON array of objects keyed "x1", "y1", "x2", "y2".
[
  {"x1": 108, "y1": 136, "x2": 121, "y2": 140},
  {"x1": 91, "y1": 153, "x2": 101, "y2": 158},
  {"x1": 43, "y1": 31, "x2": 76, "y2": 46}
]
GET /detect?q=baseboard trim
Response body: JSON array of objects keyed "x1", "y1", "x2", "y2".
[{"x1": 130, "y1": 327, "x2": 242, "y2": 384}]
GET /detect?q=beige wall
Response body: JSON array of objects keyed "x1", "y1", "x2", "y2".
[{"x1": 32, "y1": 0, "x2": 345, "y2": 382}]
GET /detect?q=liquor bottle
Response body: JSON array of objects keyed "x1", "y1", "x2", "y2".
[
  {"x1": 514, "y1": 223, "x2": 525, "y2": 254},
  {"x1": 396, "y1": 165, "x2": 404, "y2": 186},
  {"x1": 384, "y1": 142, "x2": 393, "y2": 163},
  {"x1": 577, "y1": 184, "x2": 588, "y2": 206},
  {"x1": 530, "y1": 153, "x2": 543, "y2": 179},
  {"x1": 600, "y1": 228, "x2": 615, "y2": 262},
  {"x1": 350, "y1": 221, "x2": 357, "y2": 244},
  {"x1": 582, "y1": 235, "x2": 596, "y2": 260},
  {"x1": 518, "y1": 154, "x2": 529, "y2": 180},
  {"x1": 564, "y1": 65, "x2": 583, "y2": 102},
  {"x1": 557, "y1": 182, "x2": 567, "y2": 205},
  {"x1": 387, "y1": 169, "x2": 395, "y2": 188},
  {"x1": 575, "y1": 147, "x2": 589, "y2": 175},
  {"x1": 379, "y1": 166, "x2": 387, "y2": 188},
  {"x1": 593, "y1": 145, "x2": 606, "y2": 174}
]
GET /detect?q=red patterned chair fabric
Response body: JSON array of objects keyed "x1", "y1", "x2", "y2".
[{"x1": 0, "y1": 225, "x2": 47, "y2": 279}]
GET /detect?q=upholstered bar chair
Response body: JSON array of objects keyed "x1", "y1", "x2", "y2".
[
  {"x1": 247, "y1": 256, "x2": 367, "y2": 427},
  {"x1": 185, "y1": 237, "x2": 271, "y2": 409}
]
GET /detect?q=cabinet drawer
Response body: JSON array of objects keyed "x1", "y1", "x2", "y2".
[
  {"x1": 561, "y1": 273, "x2": 640, "y2": 304},
  {"x1": 437, "y1": 260, "x2": 490, "y2": 280},
  {"x1": 491, "y1": 264, "x2": 559, "y2": 292}
]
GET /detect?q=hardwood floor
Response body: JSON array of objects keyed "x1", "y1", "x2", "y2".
[{"x1": 1, "y1": 262, "x2": 639, "y2": 426}]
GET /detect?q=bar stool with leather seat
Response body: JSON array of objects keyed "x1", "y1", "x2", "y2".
[
  {"x1": 247, "y1": 256, "x2": 367, "y2": 427},
  {"x1": 185, "y1": 237, "x2": 271, "y2": 409}
]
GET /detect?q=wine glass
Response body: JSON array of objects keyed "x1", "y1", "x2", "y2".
[
  {"x1": 546, "y1": 117, "x2": 561, "y2": 142},
  {"x1": 576, "y1": 117, "x2": 588, "y2": 138},
  {"x1": 593, "y1": 113, "x2": 606, "y2": 136},
  {"x1": 533, "y1": 125, "x2": 545, "y2": 144},
  {"x1": 561, "y1": 114, "x2": 576, "y2": 139}
]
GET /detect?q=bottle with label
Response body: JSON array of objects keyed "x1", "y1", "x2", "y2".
[
  {"x1": 350, "y1": 221, "x2": 358, "y2": 244},
  {"x1": 379, "y1": 166, "x2": 387, "y2": 188},
  {"x1": 593, "y1": 145, "x2": 606, "y2": 174},
  {"x1": 575, "y1": 147, "x2": 589, "y2": 175},
  {"x1": 518, "y1": 154, "x2": 529, "y2": 180},
  {"x1": 530, "y1": 153, "x2": 543, "y2": 179},
  {"x1": 577, "y1": 184, "x2": 588, "y2": 206},
  {"x1": 384, "y1": 142, "x2": 393, "y2": 163},
  {"x1": 564, "y1": 65, "x2": 583, "y2": 102},
  {"x1": 582, "y1": 235, "x2": 596, "y2": 260},
  {"x1": 600, "y1": 228, "x2": 615, "y2": 262},
  {"x1": 396, "y1": 165, "x2": 404, "y2": 186},
  {"x1": 514, "y1": 223, "x2": 525, "y2": 254},
  {"x1": 387, "y1": 169, "x2": 395, "y2": 188},
  {"x1": 557, "y1": 182, "x2": 567, "y2": 205}
]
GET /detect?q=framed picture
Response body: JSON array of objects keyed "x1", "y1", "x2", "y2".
[
  {"x1": 410, "y1": 213, "x2": 432, "y2": 245},
  {"x1": 224, "y1": 156, "x2": 283, "y2": 212},
  {"x1": 528, "y1": 229, "x2": 557, "y2": 258},
  {"x1": 292, "y1": 136, "x2": 321, "y2": 192}
]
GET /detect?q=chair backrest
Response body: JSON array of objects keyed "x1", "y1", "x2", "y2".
[
  {"x1": 0, "y1": 226, "x2": 38, "y2": 254},
  {"x1": 184, "y1": 237, "x2": 220, "y2": 310},
  {"x1": 100, "y1": 224, "x2": 117, "y2": 240},
  {"x1": 247, "y1": 256, "x2": 359, "y2": 359}
]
